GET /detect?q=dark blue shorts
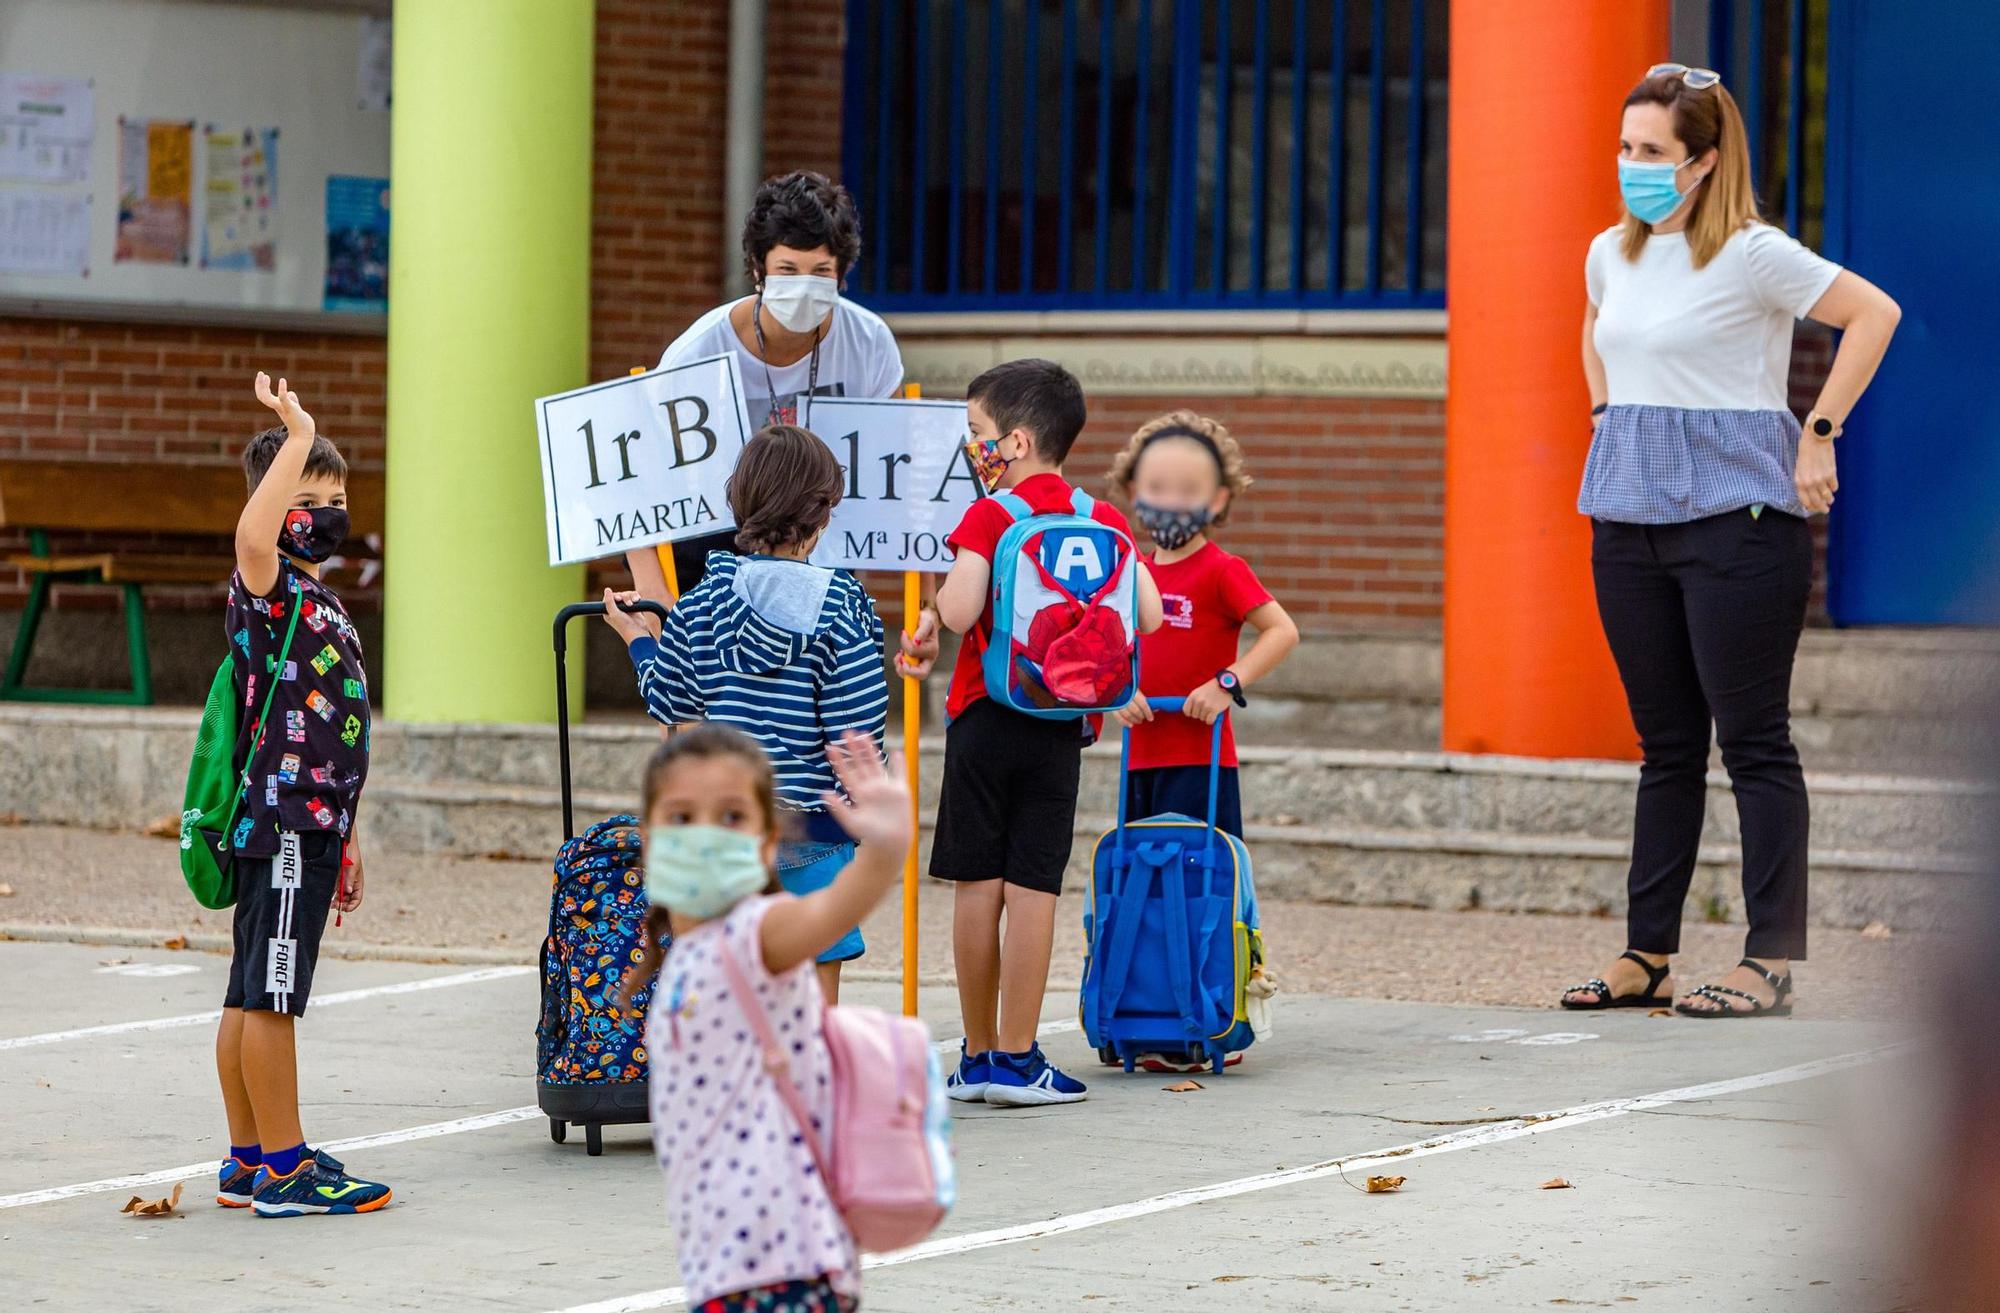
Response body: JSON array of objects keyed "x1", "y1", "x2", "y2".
[{"x1": 1123, "y1": 765, "x2": 1242, "y2": 838}]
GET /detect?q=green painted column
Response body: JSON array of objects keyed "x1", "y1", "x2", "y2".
[{"x1": 384, "y1": 0, "x2": 593, "y2": 723}]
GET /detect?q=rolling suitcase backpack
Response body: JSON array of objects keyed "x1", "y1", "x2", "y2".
[
  {"x1": 535, "y1": 598, "x2": 668, "y2": 1156},
  {"x1": 1081, "y1": 698, "x2": 1265, "y2": 1075}
]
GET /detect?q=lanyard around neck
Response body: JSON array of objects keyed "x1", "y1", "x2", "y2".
[{"x1": 750, "y1": 298, "x2": 823, "y2": 428}]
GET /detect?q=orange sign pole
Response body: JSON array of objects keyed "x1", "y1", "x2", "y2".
[{"x1": 901, "y1": 569, "x2": 921, "y2": 1018}]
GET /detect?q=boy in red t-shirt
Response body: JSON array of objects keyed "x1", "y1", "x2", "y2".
[
  {"x1": 929, "y1": 358, "x2": 1163, "y2": 1107},
  {"x1": 1107, "y1": 410, "x2": 1299, "y2": 837}
]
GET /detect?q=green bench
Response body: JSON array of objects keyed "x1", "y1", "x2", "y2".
[{"x1": 0, "y1": 459, "x2": 383, "y2": 705}]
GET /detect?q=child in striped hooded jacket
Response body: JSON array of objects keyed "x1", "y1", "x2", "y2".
[{"x1": 603, "y1": 424, "x2": 888, "y2": 1001}]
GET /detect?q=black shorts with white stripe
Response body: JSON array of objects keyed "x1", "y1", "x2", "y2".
[{"x1": 224, "y1": 830, "x2": 342, "y2": 1015}]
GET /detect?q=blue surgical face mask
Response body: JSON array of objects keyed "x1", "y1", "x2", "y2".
[
  {"x1": 642, "y1": 824, "x2": 768, "y2": 920},
  {"x1": 1618, "y1": 155, "x2": 1704, "y2": 225}
]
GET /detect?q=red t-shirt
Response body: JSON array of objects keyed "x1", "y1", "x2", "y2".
[
  {"x1": 1128, "y1": 541, "x2": 1271, "y2": 770},
  {"x1": 943, "y1": 472, "x2": 1138, "y2": 721}
]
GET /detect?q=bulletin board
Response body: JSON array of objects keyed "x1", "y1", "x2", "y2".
[{"x1": 0, "y1": 0, "x2": 392, "y2": 331}]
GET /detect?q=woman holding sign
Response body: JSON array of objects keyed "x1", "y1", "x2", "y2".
[{"x1": 625, "y1": 171, "x2": 908, "y2": 601}]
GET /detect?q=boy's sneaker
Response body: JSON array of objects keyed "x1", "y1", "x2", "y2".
[
  {"x1": 252, "y1": 1154, "x2": 392, "y2": 1218},
  {"x1": 216, "y1": 1156, "x2": 265, "y2": 1208},
  {"x1": 946, "y1": 1043, "x2": 992, "y2": 1103},
  {"x1": 984, "y1": 1044, "x2": 1088, "y2": 1106}
]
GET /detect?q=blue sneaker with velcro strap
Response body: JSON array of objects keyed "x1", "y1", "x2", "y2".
[
  {"x1": 983, "y1": 1043, "x2": 1088, "y2": 1106},
  {"x1": 216, "y1": 1156, "x2": 264, "y2": 1208}
]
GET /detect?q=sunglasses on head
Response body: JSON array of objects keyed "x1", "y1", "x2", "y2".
[{"x1": 1649, "y1": 62, "x2": 1722, "y2": 90}]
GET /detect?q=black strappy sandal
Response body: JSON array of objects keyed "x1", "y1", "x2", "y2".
[
  {"x1": 1560, "y1": 950, "x2": 1673, "y2": 1011},
  {"x1": 1674, "y1": 958, "x2": 1795, "y2": 1019}
]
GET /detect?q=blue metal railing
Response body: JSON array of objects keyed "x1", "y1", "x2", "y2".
[
  {"x1": 1707, "y1": 0, "x2": 1824, "y2": 245},
  {"x1": 843, "y1": 0, "x2": 1447, "y2": 314}
]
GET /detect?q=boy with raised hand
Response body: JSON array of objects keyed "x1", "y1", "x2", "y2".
[
  {"x1": 930, "y1": 358, "x2": 1163, "y2": 1106},
  {"x1": 214, "y1": 372, "x2": 389, "y2": 1218}
]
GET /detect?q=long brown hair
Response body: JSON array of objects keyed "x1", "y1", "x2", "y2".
[
  {"x1": 1619, "y1": 71, "x2": 1760, "y2": 269},
  {"x1": 615, "y1": 725, "x2": 785, "y2": 1008}
]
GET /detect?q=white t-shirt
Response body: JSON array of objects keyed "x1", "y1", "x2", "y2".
[
  {"x1": 659, "y1": 296, "x2": 905, "y2": 427},
  {"x1": 1587, "y1": 223, "x2": 1841, "y2": 411}
]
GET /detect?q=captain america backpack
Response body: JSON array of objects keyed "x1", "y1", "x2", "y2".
[{"x1": 981, "y1": 488, "x2": 1140, "y2": 719}]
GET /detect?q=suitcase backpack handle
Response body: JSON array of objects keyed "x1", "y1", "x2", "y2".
[
  {"x1": 1112, "y1": 697, "x2": 1227, "y2": 870},
  {"x1": 553, "y1": 599, "x2": 671, "y2": 841}
]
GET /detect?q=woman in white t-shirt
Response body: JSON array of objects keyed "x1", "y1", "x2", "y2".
[
  {"x1": 625, "y1": 171, "x2": 907, "y2": 599},
  {"x1": 1559, "y1": 65, "x2": 1901, "y2": 1019}
]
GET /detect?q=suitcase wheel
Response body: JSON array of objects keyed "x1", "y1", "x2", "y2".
[
  {"x1": 549, "y1": 1118, "x2": 567, "y2": 1145},
  {"x1": 586, "y1": 1121, "x2": 604, "y2": 1156},
  {"x1": 1097, "y1": 1046, "x2": 1120, "y2": 1068}
]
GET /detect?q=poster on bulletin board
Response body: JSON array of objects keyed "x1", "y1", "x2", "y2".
[
  {"x1": 201, "y1": 124, "x2": 278, "y2": 271},
  {"x1": 324, "y1": 175, "x2": 388, "y2": 312}
]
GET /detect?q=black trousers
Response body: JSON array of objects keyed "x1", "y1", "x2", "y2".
[{"x1": 1591, "y1": 509, "x2": 1813, "y2": 961}]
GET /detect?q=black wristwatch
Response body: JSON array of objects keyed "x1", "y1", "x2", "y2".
[{"x1": 1214, "y1": 669, "x2": 1247, "y2": 708}]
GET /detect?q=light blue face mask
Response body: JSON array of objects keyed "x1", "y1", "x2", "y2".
[
  {"x1": 1618, "y1": 155, "x2": 1704, "y2": 225},
  {"x1": 643, "y1": 824, "x2": 768, "y2": 920}
]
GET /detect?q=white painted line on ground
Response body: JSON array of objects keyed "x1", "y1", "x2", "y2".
[
  {"x1": 544, "y1": 1041, "x2": 1909, "y2": 1313},
  {"x1": 0, "y1": 1017, "x2": 1080, "y2": 1210},
  {"x1": 0, "y1": 965, "x2": 532, "y2": 1053}
]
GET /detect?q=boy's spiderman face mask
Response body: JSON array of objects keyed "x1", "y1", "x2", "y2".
[
  {"x1": 279, "y1": 505, "x2": 349, "y2": 563},
  {"x1": 963, "y1": 433, "x2": 1014, "y2": 493}
]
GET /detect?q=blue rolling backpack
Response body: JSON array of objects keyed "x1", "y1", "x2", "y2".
[{"x1": 1081, "y1": 698, "x2": 1265, "y2": 1075}]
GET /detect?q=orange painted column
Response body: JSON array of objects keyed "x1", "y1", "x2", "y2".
[{"x1": 1441, "y1": 1, "x2": 1668, "y2": 760}]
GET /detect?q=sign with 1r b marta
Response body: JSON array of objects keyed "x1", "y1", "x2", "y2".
[{"x1": 535, "y1": 353, "x2": 754, "y2": 568}]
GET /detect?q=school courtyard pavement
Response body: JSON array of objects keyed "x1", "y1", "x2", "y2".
[{"x1": 0, "y1": 821, "x2": 1948, "y2": 1310}]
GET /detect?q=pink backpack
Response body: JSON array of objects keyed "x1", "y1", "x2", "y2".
[{"x1": 722, "y1": 947, "x2": 955, "y2": 1253}]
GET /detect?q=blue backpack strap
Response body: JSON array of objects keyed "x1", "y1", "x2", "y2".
[
  {"x1": 1092, "y1": 844, "x2": 1160, "y2": 1042},
  {"x1": 1068, "y1": 487, "x2": 1096, "y2": 517},
  {"x1": 1153, "y1": 842, "x2": 1209, "y2": 1041},
  {"x1": 991, "y1": 490, "x2": 1033, "y2": 522}
]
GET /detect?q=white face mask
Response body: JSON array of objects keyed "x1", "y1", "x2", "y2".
[{"x1": 758, "y1": 274, "x2": 839, "y2": 334}]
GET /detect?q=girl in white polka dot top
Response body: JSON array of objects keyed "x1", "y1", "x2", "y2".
[{"x1": 620, "y1": 725, "x2": 911, "y2": 1312}]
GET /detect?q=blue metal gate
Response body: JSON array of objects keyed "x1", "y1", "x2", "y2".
[{"x1": 1821, "y1": 0, "x2": 2000, "y2": 624}]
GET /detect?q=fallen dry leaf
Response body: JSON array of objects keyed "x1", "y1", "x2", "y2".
[
  {"x1": 0, "y1": 883, "x2": 13, "y2": 897},
  {"x1": 1365, "y1": 1175, "x2": 1406, "y2": 1194},
  {"x1": 1648, "y1": 1008, "x2": 1673, "y2": 1017},
  {"x1": 1163, "y1": 1079, "x2": 1204, "y2": 1093},
  {"x1": 121, "y1": 1182, "x2": 183, "y2": 1217},
  {"x1": 1861, "y1": 921, "x2": 1894, "y2": 940},
  {"x1": 1540, "y1": 1177, "x2": 1574, "y2": 1190},
  {"x1": 160, "y1": 936, "x2": 188, "y2": 951},
  {"x1": 143, "y1": 814, "x2": 182, "y2": 839}
]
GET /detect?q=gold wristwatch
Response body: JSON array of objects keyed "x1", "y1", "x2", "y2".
[{"x1": 1805, "y1": 411, "x2": 1842, "y2": 441}]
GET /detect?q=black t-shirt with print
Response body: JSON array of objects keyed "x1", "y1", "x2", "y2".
[{"x1": 225, "y1": 559, "x2": 371, "y2": 857}]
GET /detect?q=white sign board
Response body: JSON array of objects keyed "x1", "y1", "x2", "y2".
[
  {"x1": 535, "y1": 354, "x2": 753, "y2": 567},
  {"x1": 807, "y1": 397, "x2": 984, "y2": 574}
]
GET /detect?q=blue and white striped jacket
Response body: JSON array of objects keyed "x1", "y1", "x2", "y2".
[{"x1": 626, "y1": 553, "x2": 888, "y2": 818}]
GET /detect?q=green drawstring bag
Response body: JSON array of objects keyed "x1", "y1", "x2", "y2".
[{"x1": 178, "y1": 576, "x2": 302, "y2": 909}]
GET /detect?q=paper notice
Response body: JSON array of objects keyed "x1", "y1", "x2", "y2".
[{"x1": 0, "y1": 74, "x2": 95, "y2": 183}]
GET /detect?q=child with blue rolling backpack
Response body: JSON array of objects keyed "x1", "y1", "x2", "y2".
[{"x1": 1086, "y1": 410, "x2": 1299, "y2": 1075}]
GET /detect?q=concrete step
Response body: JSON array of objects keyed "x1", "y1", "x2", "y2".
[
  {"x1": 358, "y1": 774, "x2": 1980, "y2": 934},
  {"x1": 1240, "y1": 628, "x2": 2000, "y2": 773},
  {"x1": 362, "y1": 718, "x2": 1989, "y2": 859}
]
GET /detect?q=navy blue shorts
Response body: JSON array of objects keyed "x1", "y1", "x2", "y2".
[{"x1": 1123, "y1": 765, "x2": 1242, "y2": 838}]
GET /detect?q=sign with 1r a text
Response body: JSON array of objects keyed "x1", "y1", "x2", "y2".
[
  {"x1": 806, "y1": 396, "x2": 982, "y2": 574},
  {"x1": 535, "y1": 353, "x2": 753, "y2": 567}
]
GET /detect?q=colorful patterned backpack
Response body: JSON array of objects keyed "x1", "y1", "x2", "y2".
[
  {"x1": 536, "y1": 813, "x2": 656, "y2": 1153},
  {"x1": 980, "y1": 488, "x2": 1140, "y2": 719}
]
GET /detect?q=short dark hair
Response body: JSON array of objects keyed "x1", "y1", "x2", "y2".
[
  {"x1": 966, "y1": 358, "x2": 1087, "y2": 464},
  {"x1": 740, "y1": 170, "x2": 863, "y2": 284},
  {"x1": 727, "y1": 424, "x2": 845, "y2": 555},
  {"x1": 241, "y1": 425, "x2": 348, "y2": 493}
]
